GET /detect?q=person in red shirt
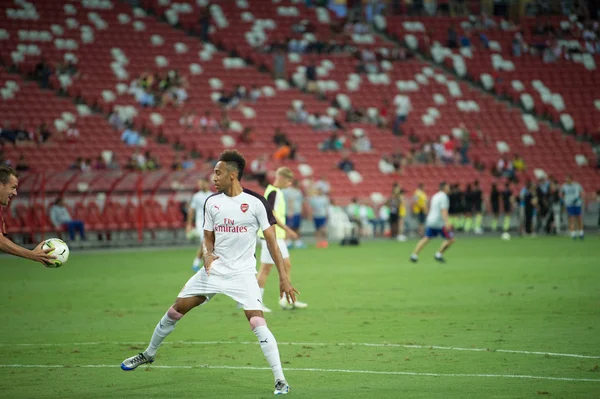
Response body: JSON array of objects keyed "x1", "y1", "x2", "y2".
[{"x1": 0, "y1": 166, "x2": 55, "y2": 265}]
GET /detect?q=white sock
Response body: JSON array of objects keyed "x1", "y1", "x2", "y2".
[
  {"x1": 579, "y1": 230, "x2": 584, "y2": 236},
  {"x1": 570, "y1": 231, "x2": 576, "y2": 238},
  {"x1": 253, "y1": 325, "x2": 285, "y2": 382},
  {"x1": 145, "y1": 313, "x2": 178, "y2": 358},
  {"x1": 435, "y1": 252, "x2": 442, "y2": 258},
  {"x1": 411, "y1": 253, "x2": 418, "y2": 259},
  {"x1": 193, "y1": 257, "x2": 202, "y2": 267}
]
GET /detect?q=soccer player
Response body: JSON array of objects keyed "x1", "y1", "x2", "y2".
[
  {"x1": 561, "y1": 175, "x2": 584, "y2": 239},
  {"x1": 0, "y1": 166, "x2": 56, "y2": 265},
  {"x1": 501, "y1": 182, "x2": 514, "y2": 232},
  {"x1": 471, "y1": 180, "x2": 484, "y2": 234},
  {"x1": 309, "y1": 188, "x2": 330, "y2": 248},
  {"x1": 489, "y1": 182, "x2": 500, "y2": 231},
  {"x1": 410, "y1": 181, "x2": 454, "y2": 263},
  {"x1": 412, "y1": 183, "x2": 427, "y2": 237},
  {"x1": 257, "y1": 167, "x2": 308, "y2": 312},
  {"x1": 121, "y1": 150, "x2": 298, "y2": 395},
  {"x1": 283, "y1": 179, "x2": 305, "y2": 248},
  {"x1": 186, "y1": 178, "x2": 213, "y2": 272}
]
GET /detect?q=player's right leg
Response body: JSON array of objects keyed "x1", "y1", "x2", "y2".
[
  {"x1": 192, "y1": 229, "x2": 204, "y2": 272},
  {"x1": 121, "y1": 270, "x2": 217, "y2": 371},
  {"x1": 435, "y1": 236, "x2": 455, "y2": 263},
  {"x1": 257, "y1": 262, "x2": 274, "y2": 313},
  {"x1": 577, "y1": 209, "x2": 584, "y2": 239},
  {"x1": 121, "y1": 296, "x2": 205, "y2": 370}
]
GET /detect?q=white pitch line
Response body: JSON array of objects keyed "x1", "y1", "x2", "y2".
[
  {"x1": 0, "y1": 363, "x2": 598, "y2": 382},
  {"x1": 2, "y1": 340, "x2": 599, "y2": 360}
]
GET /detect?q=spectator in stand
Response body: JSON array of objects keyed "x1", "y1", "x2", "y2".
[
  {"x1": 179, "y1": 111, "x2": 195, "y2": 129},
  {"x1": 273, "y1": 128, "x2": 289, "y2": 146},
  {"x1": 65, "y1": 122, "x2": 80, "y2": 143},
  {"x1": 305, "y1": 62, "x2": 317, "y2": 93},
  {"x1": 145, "y1": 151, "x2": 160, "y2": 170},
  {"x1": 108, "y1": 109, "x2": 126, "y2": 131},
  {"x1": 512, "y1": 153, "x2": 526, "y2": 172},
  {"x1": 156, "y1": 129, "x2": 168, "y2": 144},
  {"x1": 352, "y1": 131, "x2": 371, "y2": 153},
  {"x1": 273, "y1": 144, "x2": 292, "y2": 161},
  {"x1": 460, "y1": 31, "x2": 472, "y2": 48},
  {"x1": 273, "y1": 47, "x2": 286, "y2": 79},
  {"x1": 249, "y1": 85, "x2": 261, "y2": 102},
  {"x1": 81, "y1": 158, "x2": 92, "y2": 172},
  {"x1": 131, "y1": 149, "x2": 146, "y2": 170},
  {"x1": 15, "y1": 155, "x2": 30, "y2": 172},
  {"x1": 199, "y1": 111, "x2": 218, "y2": 132},
  {"x1": 447, "y1": 25, "x2": 458, "y2": 49},
  {"x1": 250, "y1": 154, "x2": 268, "y2": 187},
  {"x1": 181, "y1": 155, "x2": 195, "y2": 170},
  {"x1": 320, "y1": 132, "x2": 343, "y2": 151},
  {"x1": 220, "y1": 110, "x2": 231, "y2": 131},
  {"x1": 121, "y1": 124, "x2": 141, "y2": 146},
  {"x1": 237, "y1": 127, "x2": 254, "y2": 144},
  {"x1": 171, "y1": 154, "x2": 183, "y2": 171},
  {"x1": 33, "y1": 57, "x2": 52, "y2": 88},
  {"x1": 94, "y1": 156, "x2": 107, "y2": 170},
  {"x1": 378, "y1": 155, "x2": 396, "y2": 174},
  {"x1": 337, "y1": 154, "x2": 355, "y2": 173},
  {"x1": 37, "y1": 123, "x2": 52, "y2": 143},
  {"x1": 50, "y1": 198, "x2": 85, "y2": 241}
]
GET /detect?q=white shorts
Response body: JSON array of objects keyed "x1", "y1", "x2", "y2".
[
  {"x1": 178, "y1": 269, "x2": 262, "y2": 310},
  {"x1": 260, "y1": 238, "x2": 290, "y2": 264}
]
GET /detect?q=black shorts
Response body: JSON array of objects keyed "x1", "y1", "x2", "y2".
[
  {"x1": 389, "y1": 213, "x2": 399, "y2": 224},
  {"x1": 491, "y1": 201, "x2": 500, "y2": 214},
  {"x1": 415, "y1": 211, "x2": 426, "y2": 224},
  {"x1": 473, "y1": 202, "x2": 482, "y2": 213}
]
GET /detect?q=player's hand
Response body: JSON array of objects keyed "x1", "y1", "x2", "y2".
[
  {"x1": 286, "y1": 229, "x2": 299, "y2": 240},
  {"x1": 203, "y1": 253, "x2": 219, "y2": 275},
  {"x1": 279, "y1": 278, "x2": 300, "y2": 304},
  {"x1": 32, "y1": 242, "x2": 57, "y2": 267}
]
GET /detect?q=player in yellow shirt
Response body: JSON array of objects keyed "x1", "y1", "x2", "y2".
[
  {"x1": 412, "y1": 183, "x2": 428, "y2": 237},
  {"x1": 257, "y1": 167, "x2": 308, "y2": 312}
]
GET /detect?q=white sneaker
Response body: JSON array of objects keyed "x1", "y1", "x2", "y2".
[
  {"x1": 274, "y1": 379, "x2": 290, "y2": 395},
  {"x1": 292, "y1": 300, "x2": 308, "y2": 309},
  {"x1": 261, "y1": 303, "x2": 272, "y2": 313},
  {"x1": 121, "y1": 352, "x2": 154, "y2": 371},
  {"x1": 279, "y1": 297, "x2": 294, "y2": 310}
]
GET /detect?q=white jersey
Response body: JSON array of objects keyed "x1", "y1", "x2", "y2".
[
  {"x1": 203, "y1": 189, "x2": 276, "y2": 276},
  {"x1": 190, "y1": 190, "x2": 213, "y2": 230},
  {"x1": 283, "y1": 187, "x2": 303, "y2": 216},
  {"x1": 561, "y1": 182, "x2": 583, "y2": 207},
  {"x1": 425, "y1": 191, "x2": 449, "y2": 228}
]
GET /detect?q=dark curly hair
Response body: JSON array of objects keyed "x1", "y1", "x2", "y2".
[{"x1": 218, "y1": 150, "x2": 246, "y2": 181}]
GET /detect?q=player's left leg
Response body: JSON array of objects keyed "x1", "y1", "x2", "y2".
[
  {"x1": 257, "y1": 262, "x2": 274, "y2": 313},
  {"x1": 577, "y1": 209, "x2": 584, "y2": 239},
  {"x1": 192, "y1": 229, "x2": 205, "y2": 272},
  {"x1": 245, "y1": 310, "x2": 290, "y2": 394},
  {"x1": 435, "y1": 237, "x2": 455, "y2": 263}
]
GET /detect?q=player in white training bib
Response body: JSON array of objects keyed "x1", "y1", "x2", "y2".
[
  {"x1": 186, "y1": 178, "x2": 213, "y2": 272},
  {"x1": 121, "y1": 150, "x2": 299, "y2": 396},
  {"x1": 410, "y1": 181, "x2": 455, "y2": 263}
]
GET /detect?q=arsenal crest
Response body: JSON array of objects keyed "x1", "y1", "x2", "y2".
[{"x1": 240, "y1": 203, "x2": 249, "y2": 213}]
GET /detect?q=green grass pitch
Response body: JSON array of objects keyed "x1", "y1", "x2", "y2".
[{"x1": 1, "y1": 237, "x2": 599, "y2": 398}]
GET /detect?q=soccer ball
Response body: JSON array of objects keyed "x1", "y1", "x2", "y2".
[
  {"x1": 42, "y1": 238, "x2": 70, "y2": 268},
  {"x1": 501, "y1": 232, "x2": 511, "y2": 241}
]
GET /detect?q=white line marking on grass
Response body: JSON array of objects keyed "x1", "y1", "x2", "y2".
[
  {"x1": 0, "y1": 364, "x2": 598, "y2": 382},
  {"x1": 3, "y1": 341, "x2": 599, "y2": 360}
]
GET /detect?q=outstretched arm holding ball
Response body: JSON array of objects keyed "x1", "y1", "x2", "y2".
[{"x1": 0, "y1": 166, "x2": 56, "y2": 266}]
